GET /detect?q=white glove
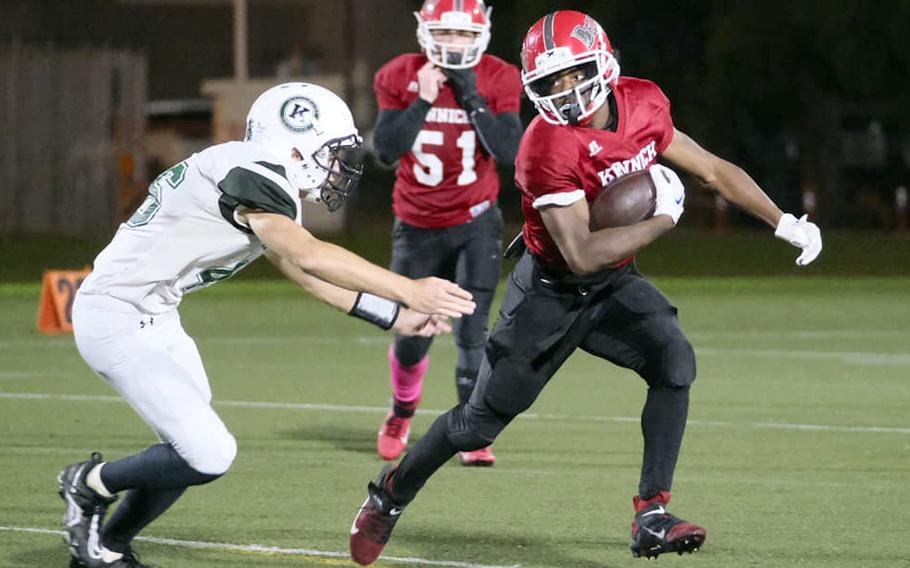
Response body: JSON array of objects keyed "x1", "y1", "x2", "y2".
[
  {"x1": 649, "y1": 164, "x2": 685, "y2": 226},
  {"x1": 775, "y1": 213, "x2": 822, "y2": 266}
]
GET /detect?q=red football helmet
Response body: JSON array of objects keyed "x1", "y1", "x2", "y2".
[
  {"x1": 521, "y1": 11, "x2": 620, "y2": 125},
  {"x1": 415, "y1": 0, "x2": 492, "y2": 69}
]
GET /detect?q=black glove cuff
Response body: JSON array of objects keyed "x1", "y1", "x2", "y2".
[
  {"x1": 348, "y1": 292, "x2": 401, "y2": 330},
  {"x1": 461, "y1": 93, "x2": 487, "y2": 115}
]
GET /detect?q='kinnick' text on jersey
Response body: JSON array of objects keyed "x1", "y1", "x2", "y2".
[
  {"x1": 597, "y1": 140, "x2": 658, "y2": 185},
  {"x1": 515, "y1": 77, "x2": 675, "y2": 272}
]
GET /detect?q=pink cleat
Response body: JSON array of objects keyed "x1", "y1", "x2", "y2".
[
  {"x1": 458, "y1": 446, "x2": 496, "y2": 467},
  {"x1": 377, "y1": 399, "x2": 419, "y2": 461}
]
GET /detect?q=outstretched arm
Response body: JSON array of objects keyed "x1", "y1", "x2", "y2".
[
  {"x1": 661, "y1": 128, "x2": 822, "y2": 265},
  {"x1": 264, "y1": 248, "x2": 358, "y2": 312},
  {"x1": 264, "y1": 249, "x2": 451, "y2": 337},
  {"x1": 242, "y1": 211, "x2": 475, "y2": 317},
  {"x1": 661, "y1": 128, "x2": 782, "y2": 227}
]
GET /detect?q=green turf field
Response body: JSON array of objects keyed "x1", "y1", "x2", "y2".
[{"x1": 1, "y1": 276, "x2": 909, "y2": 568}]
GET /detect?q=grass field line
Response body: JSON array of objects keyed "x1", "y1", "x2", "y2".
[
  {"x1": 3, "y1": 335, "x2": 909, "y2": 368},
  {"x1": 0, "y1": 371, "x2": 41, "y2": 378},
  {"x1": 2, "y1": 391, "x2": 908, "y2": 435},
  {"x1": 695, "y1": 347, "x2": 910, "y2": 366},
  {"x1": 0, "y1": 526, "x2": 521, "y2": 568}
]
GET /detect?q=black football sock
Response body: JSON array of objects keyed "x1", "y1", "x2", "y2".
[
  {"x1": 389, "y1": 410, "x2": 458, "y2": 505},
  {"x1": 638, "y1": 385, "x2": 690, "y2": 498},
  {"x1": 392, "y1": 398, "x2": 419, "y2": 418},
  {"x1": 102, "y1": 487, "x2": 186, "y2": 553},
  {"x1": 455, "y1": 367, "x2": 479, "y2": 406},
  {"x1": 101, "y1": 443, "x2": 222, "y2": 493}
]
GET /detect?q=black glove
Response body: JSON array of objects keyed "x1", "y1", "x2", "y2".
[{"x1": 444, "y1": 68, "x2": 486, "y2": 114}]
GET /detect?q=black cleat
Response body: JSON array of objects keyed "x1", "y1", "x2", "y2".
[
  {"x1": 68, "y1": 549, "x2": 154, "y2": 567},
  {"x1": 58, "y1": 452, "x2": 118, "y2": 567},
  {"x1": 349, "y1": 466, "x2": 406, "y2": 566},
  {"x1": 630, "y1": 495, "x2": 706, "y2": 559}
]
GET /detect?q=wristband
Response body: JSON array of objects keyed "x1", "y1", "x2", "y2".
[{"x1": 349, "y1": 292, "x2": 401, "y2": 330}]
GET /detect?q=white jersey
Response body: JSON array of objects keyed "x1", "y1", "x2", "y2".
[{"x1": 80, "y1": 141, "x2": 301, "y2": 314}]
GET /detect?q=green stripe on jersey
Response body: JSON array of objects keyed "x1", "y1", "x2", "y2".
[{"x1": 218, "y1": 166, "x2": 297, "y2": 229}]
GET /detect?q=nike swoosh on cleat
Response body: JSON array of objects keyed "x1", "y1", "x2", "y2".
[
  {"x1": 389, "y1": 508, "x2": 403, "y2": 516},
  {"x1": 640, "y1": 506, "x2": 666, "y2": 517},
  {"x1": 643, "y1": 527, "x2": 666, "y2": 539}
]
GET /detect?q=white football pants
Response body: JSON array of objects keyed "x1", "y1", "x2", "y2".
[{"x1": 72, "y1": 292, "x2": 237, "y2": 475}]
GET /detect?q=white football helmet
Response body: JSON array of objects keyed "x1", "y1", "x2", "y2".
[{"x1": 245, "y1": 82, "x2": 363, "y2": 211}]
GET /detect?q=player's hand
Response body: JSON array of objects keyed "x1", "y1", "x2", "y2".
[
  {"x1": 650, "y1": 164, "x2": 685, "y2": 226},
  {"x1": 417, "y1": 62, "x2": 447, "y2": 104},
  {"x1": 443, "y1": 68, "x2": 484, "y2": 112},
  {"x1": 775, "y1": 213, "x2": 822, "y2": 266},
  {"x1": 407, "y1": 277, "x2": 475, "y2": 318},
  {"x1": 393, "y1": 310, "x2": 452, "y2": 337}
]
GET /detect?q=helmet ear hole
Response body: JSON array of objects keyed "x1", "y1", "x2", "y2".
[{"x1": 291, "y1": 148, "x2": 304, "y2": 161}]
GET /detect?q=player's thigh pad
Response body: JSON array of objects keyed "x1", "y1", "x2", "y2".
[
  {"x1": 476, "y1": 255, "x2": 603, "y2": 415},
  {"x1": 73, "y1": 294, "x2": 237, "y2": 475},
  {"x1": 584, "y1": 272, "x2": 696, "y2": 388},
  {"x1": 390, "y1": 219, "x2": 454, "y2": 280},
  {"x1": 637, "y1": 312, "x2": 696, "y2": 388},
  {"x1": 457, "y1": 206, "x2": 503, "y2": 292}
]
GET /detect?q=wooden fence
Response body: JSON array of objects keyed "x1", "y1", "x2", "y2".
[{"x1": 0, "y1": 44, "x2": 146, "y2": 236}]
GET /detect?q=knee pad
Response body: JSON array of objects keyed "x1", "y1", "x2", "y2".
[
  {"x1": 445, "y1": 403, "x2": 510, "y2": 452},
  {"x1": 178, "y1": 429, "x2": 237, "y2": 476},
  {"x1": 648, "y1": 335, "x2": 696, "y2": 388}
]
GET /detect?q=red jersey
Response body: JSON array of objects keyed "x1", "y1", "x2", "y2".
[
  {"x1": 515, "y1": 77, "x2": 675, "y2": 272},
  {"x1": 374, "y1": 53, "x2": 522, "y2": 228}
]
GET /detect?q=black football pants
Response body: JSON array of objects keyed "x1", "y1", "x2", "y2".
[
  {"x1": 389, "y1": 206, "x2": 503, "y2": 399},
  {"x1": 391, "y1": 252, "x2": 696, "y2": 503}
]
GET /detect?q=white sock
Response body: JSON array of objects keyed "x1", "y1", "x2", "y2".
[{"x1": 86, "y1": 463, "x2": 114, "y2": 498}]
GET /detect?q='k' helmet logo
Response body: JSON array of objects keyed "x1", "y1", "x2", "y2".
[{"x1": 280, "y1": 96, "x2": 319, "y2": 133}]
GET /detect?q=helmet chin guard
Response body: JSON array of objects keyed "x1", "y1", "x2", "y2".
[{"x1": 301, "y1": 134, "x2": 363, "y2": 212}]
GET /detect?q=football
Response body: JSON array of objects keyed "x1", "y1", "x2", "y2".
[{"x1": 589, "y1": 170, "x2": 657, "y2": 230}]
